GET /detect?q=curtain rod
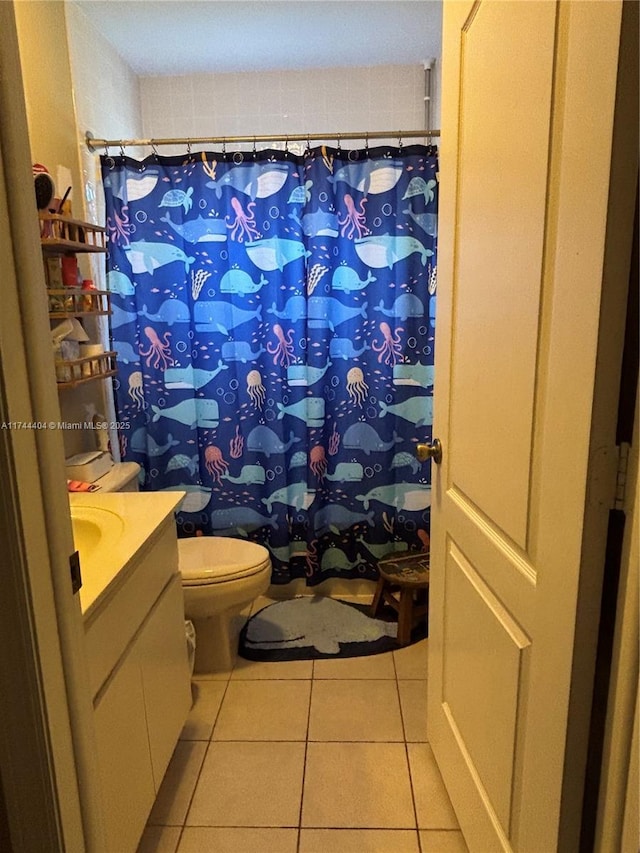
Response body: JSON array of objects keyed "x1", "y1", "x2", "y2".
[{"x1": 85, "y1": 129, "x2": 439, "y2": 152}]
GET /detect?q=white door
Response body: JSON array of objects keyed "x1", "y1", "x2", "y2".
[{"x1": 427, "y1": 2, "x2": 630, "y2": 851}]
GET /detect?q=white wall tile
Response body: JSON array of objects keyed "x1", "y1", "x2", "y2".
[{"x1": 140, "y1": 64, "x2": 429, "y2": 150}]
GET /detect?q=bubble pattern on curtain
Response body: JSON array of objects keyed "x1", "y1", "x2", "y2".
[{"x1": 101, "y1": 145, "x2": 437, "y2": 585}]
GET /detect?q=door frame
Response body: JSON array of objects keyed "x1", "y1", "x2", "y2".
[{"x1": 0, "y1": 4, "x2": 104, "y2": 850}]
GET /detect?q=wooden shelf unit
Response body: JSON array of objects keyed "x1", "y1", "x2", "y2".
[
  {"x1": 54, "y1": 351, "x2": 118, "y2": 388},
  {"x1": 48, "y1": 288, "x2": 111, "y2": 317},
  {"x1": 40, "y1": 214, "x2": 116, "y2": 389},
  {"x1": 39, "y1": 214, "x2": 107, "y2": 253}
]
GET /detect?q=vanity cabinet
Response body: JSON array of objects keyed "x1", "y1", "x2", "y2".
[
  {"x1": 77, "y1": 494, "x2": 192, "y2": 853},
  {"x1": 39, "y1": 213, "x2": 117, "y2": 389},
  {"x1": 93, "y1": 575, "x2": 189, "y2": 852}
]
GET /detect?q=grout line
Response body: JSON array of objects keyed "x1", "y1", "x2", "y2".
[
  {"x1": 296, "y1": 674, "x2": 314, "y2": 853},
  {"x1": 395, "y1": 644, "x2": 422, "y2": 838},
  {"x1": 177, "y1": 675, "x2": 233, "y2": 832},
  {"x1": 173, "y1": 824, "x2": 185, "y2": 852}
]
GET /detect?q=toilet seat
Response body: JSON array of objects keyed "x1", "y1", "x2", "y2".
[{"x1": 179, "y1": 536, "x2": 271, "y2": 586}]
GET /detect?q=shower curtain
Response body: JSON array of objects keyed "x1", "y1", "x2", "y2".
[{"x1": 101, "y1": 144, "x2": 438, "y2": 585}]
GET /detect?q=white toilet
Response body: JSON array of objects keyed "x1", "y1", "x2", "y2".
[
  {"x1": 95, "y1": 462, "x2": 272, "y2": 673},
  {"x1": 178, "y1": 537, "x2": 272, "y2": 673}
]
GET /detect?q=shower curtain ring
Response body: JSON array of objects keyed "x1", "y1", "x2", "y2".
[
  {"x1": 336, "y1": 134, "x2": 342, "y2": 153},
  {"x1": 151, "y1": 140, "x2": 159, "y2": 160},
  {"x1": 119, "y1": 142, "x2": 125, "y2": 158},
  {"x1": 252, "y1": 137, "x2": 257, "y2": 158},
  {"x1": 284, "y1": 136, "x2": 289, "y2": 156},
  {"x1": 398, "y1": 132, "x2": 403, "y2": 150},
  {"x1": 104, "y1": 144, "x2": 115, "y2": 170},
  {"x1": 186, "y1": 139, "x2": 192, "y2": 156},
  {"x1": 365, "y1": 133, "x2": 369, "y2": 156},
  {"x1": 222, "y1": 139, "x2": 227, "y2": 158}
]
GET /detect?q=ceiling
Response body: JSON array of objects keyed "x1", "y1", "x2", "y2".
[{"x1": 72, "y1": 0, "x2": 442, "y2": 76}]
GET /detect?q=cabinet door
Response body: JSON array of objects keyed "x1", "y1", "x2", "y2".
[
  {"x1": 139, "y1": 573, "x2": 192, "y2": 790},
  {"x1": 93, "y1": 646, "x2": 155, "y2": 853}
]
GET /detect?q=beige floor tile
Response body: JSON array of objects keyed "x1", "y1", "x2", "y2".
[
  {"x1": 250, "y1": 595, "x2": 281, "y2": 615},
  {"x1": 148, "y1": 741, "x2": 208, "y2": 826},
  {"x1": 420, "y1": 830, "x2": 469, "y2": 852},
  {"x1": 178, "y1": 826, "x2": 298, "y2": 852},
  {"x1": 394, "y1": 639, "x2": 429, "y2": 679},
  {"x1": 299, "y1": 828, "x2": 420, "y2": 852},
  {"x1": 186, "y1": 741, "x2": 305, "y2": 827},
  {"x1": 313, "y1": 651, "x2": 396, "y2": 679},
  {"x1": 398, "y1": 680, "x2": 428, "y2": 742},
  {"x1": 302, "y1": 742, "x2": 415, "y2": 828},
  {"x1": 136, "y1": 825, "x2": 181, "y2": 853},
  {"x1": 408, "y1": 744, "x2": 459, "y2": 829},
  {"x1": 180, "y1": 681, "x2": 227, "y2": 741},
  {"x1": 213, "y1": 680, "x2": 311, "y2": 740},
  {"x1": 232, "y1": 656, "x2": 313, "y2": 680},
  {"x1": 333, "y1": 594, "x2": 376, "y2": 605},
  {"x1": 308, "y1": 680, "x2": 404, "y2": 742},
  {"x1": 189, "y1": 669, "x2": 231, "y2": 682}
]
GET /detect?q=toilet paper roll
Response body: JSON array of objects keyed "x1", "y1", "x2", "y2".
[{"x1": 79, "y1": 343, "x2": 104, "y2": 377}]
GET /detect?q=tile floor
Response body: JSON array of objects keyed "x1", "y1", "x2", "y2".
[{"x1": 136, "y1": 596, "x2": 468, "y2": 853}]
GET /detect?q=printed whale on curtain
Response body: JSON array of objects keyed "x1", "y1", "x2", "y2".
[
  {"x1": 194, "y1": 301, "x2": 262, "y2": 335},
  {"x1": 160, "y1": 212, "x2": 228, "y2": 243},
  {"x1": 329, "y1": 160, "x2": 404, "y2": 195},
  {"x1": 102, "y1": 144, "x2": 438, "y2": 587},
  {"x1": 124, "y1": 240, "x2": 195, "y2": 274},
  {"x1": 354, "y1": 235, "x2": 432, "y2": 269},
  {"x1": 206, "y1": 162, "x2": 290, "y2": 200},
  {"x1": 245, "y1": 237, "x2": 310, "y2": 272}
]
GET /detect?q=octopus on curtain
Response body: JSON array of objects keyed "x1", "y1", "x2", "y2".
[
  {"x1": 107, "y1": 205, "x2": 133, "y2": 246},
  {"x1": 371, "y1": 322, "x2": 404, "y2": 366},
  {"x1": 226, "y1": 198, "x2": 261, "y2": 242},
  {"x1": 204, "y1": 444, "x2": 229, "y2": 484},
  {"x1": 139, "y1": 327, "x2": 175, "y2": 370},
  {"x1": 267, "y1": 324, "x2": 295, "y2": 367},
  {"x1": 309, "y1": 445, "x2": 328, "y2": 480},
  {"x1": 338, "y1": 194, "x2": 369, "y2": 239}
]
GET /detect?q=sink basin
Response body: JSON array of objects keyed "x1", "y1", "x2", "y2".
[
  {"x1": 70, "y1": 505, "x2": 125, "y2": 564},
  {"x1": 69, "y1": 492, "x2": 184, "y2": 619}
]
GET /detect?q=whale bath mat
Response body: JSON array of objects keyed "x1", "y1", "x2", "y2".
[{"x1": 238, "y1": 596, "x2": 427, "y2": 661}]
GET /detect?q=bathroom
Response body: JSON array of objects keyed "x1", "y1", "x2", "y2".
[{"x1": 1, "y1": 2, "x2": 637, "y2": 853}]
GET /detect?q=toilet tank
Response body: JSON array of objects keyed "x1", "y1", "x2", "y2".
[{"x1": 94, "y1": 462, "x2": 141, "y2": 492}]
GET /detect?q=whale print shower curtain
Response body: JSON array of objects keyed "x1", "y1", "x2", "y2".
[{"x1": 101, "y1": 144, "x2": 438, "y2": 585}]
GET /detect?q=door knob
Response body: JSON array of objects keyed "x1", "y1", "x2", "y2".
[{"x1": 416, "y1": 438, "x2": 442, "y2": 464}]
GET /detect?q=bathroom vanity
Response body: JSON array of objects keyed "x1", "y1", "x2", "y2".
[{"x1": 70, "y1": 492, "x2": 191, "y2": 852}]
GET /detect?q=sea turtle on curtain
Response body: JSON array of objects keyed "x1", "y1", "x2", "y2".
[{"x1": 158, "y1": 187, "x2": 194, "y2": 212}]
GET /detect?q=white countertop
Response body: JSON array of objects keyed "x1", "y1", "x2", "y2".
[{"x1": 69, "y1": 491, "x2": 184, "y2": 618}]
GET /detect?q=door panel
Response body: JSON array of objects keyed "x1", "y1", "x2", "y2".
[
  {"x1": 450, "y1": 1, "x2": 556, "y2": 547},
  {"x1": 443, "y1": 540, "x2": 530, "y2": 830},
  {"x1": 428, "y1": 2, "x2": 625, "y2": 851}
]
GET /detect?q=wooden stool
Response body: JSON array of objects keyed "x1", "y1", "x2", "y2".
[{"x1": 370, "y1": 551, "x2": 430, "y2": 646}]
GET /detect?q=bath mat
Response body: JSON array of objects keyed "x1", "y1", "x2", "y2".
[{"x1": 238, "y1": 596, "x2": 427, "y2": 661}]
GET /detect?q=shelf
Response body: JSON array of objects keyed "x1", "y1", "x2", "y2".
[
  {"x1": 40, "y1": 214, "x2": 106, "y2": 253},
  {"x1": 55, "y1": 351, "x2": 117, "y2": 388},
  {"x1": 48, "y1": 288, "x2": 111, "y2": 317}
]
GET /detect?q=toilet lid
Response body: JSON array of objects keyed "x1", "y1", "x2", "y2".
[{"x1": 179, "y1": 536, "x2": 271, "y2": 585}]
